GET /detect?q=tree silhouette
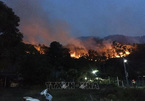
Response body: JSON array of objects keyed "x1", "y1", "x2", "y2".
[{"x1": 0, "y1": 1, "x2": 23, "y2": 72}]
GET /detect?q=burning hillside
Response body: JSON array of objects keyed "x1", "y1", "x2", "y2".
[
  {"x1": 66, "y1": 44, "x2": 88, "y2": 59},
  {"x1": 25, "y1": 44, "x2": 48, "y2": 54},
  {"x1": 66, "y1": 41, "x2": 135, "y2": 60},
  {"x1": 34, "y1": 45, "x2": 46, "y2": 54},
  {"x1": 32, "y1": 40, "x2": 135, "y2": 61}
]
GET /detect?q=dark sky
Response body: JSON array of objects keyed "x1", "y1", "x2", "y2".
[{"x1": 2, "y1": 0, "x2": 145, "y2": 44}]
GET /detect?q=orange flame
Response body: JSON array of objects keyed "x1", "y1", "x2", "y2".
[
  {"x1": 69, "y1": 42, "x2": 135, "y2": 59},
  {"x1": 28, "y1": 41, "x2": 135, "y2": 60},
  {"x1": 34, "y1": 45, "x2": 46, "y2": 54},
  {"x1": 70, "y1": 52, "x2": 81, "y2": 59}
]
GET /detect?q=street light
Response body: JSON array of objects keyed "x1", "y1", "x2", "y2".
[
  {"x1": 91, "y1": 69, "x2": 100, "y2": 89},
  {"x1": 85, "y1": 77, "x2": 87, "y2": 80},
  {"x1": 123, "y1": 58, "x2": 129, "y2": 86},
  {"x1": 124, "y1": 59, "x2": 127, "y2": 63},
  {"x1": 92, "y1": 70, "x2": 98, "y2": 76},
  {"x1": 92, "y1": 70, "x2": 99, "y2": 75}
]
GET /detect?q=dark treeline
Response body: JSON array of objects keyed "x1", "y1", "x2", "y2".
[{"x1": 1, "y1": 1, "x2": 145, "y2": 86}]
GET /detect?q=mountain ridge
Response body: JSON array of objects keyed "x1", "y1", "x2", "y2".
[{"x1": 79, "y1": 35, "x2": 145, "y2": 44}]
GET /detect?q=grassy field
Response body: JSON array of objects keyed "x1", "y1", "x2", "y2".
[
  {"x1": 0, "y1": 87, "x2": 99, "y2": 101},
  {"x1": 0, "y1": 85, "x2": 145, "y2": 101}
]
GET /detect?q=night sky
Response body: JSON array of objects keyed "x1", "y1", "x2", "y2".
[{"x1": 2, "y1": 0, "x2": 145, "y2": 44}]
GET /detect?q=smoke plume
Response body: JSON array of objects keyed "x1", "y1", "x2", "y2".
[{"x1": 2, "y1": 0, "x2": 84, "y2": 48}]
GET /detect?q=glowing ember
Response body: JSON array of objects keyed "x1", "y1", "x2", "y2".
[
  {"x1": 34, "y1": 45, "x2": 48, "y2": 54},
  {"x1": 34, "y1": 46, "x2": 41, "y2": 52},
  {"x1": 119, "y1": 52, "x2": 123, "y2": 55},
  {"x1": 25, "y1": 51, "x2": 30, "y2": 54},
  {"x1": 70, "y1": 52, "x2": 81, "y2": 59},
  {"x1": 125, "y1": 51, "x2": 130, "y2": 55},
  {"x1": 116, "y1": 55, "x2": 120, "y2": 58},
  {"x1": 34, "y1": 45, "x2": 45, "y2": 54},
  {"x1": 67, "y1": 44, "x2": 88, "y2": 59}
]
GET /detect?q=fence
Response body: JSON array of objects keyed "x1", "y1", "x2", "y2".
[{"x1": 105, "y1": 76, "x2": 145, "y2": 87}]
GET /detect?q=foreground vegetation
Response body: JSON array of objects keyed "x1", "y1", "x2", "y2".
[{"x1": 1, "y1": 85, "x2": 145, "y2": 101}]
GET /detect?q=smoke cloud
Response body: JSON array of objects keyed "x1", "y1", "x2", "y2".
[
  {"x1": 1, "y1": 0, "x2": 138, "y2": 54},
  {"x1": 2, "y1": 0, "x2": 84, "y2": 48}
]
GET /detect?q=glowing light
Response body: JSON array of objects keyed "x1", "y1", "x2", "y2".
[
  {"x1": 89, "y1": 80, "x2": 93, "y2": 82},
  {"x1": 70, "y1": 52, "x2": 80, "y2": 59},
  {"x1": 125, "y1": 51, "x2": 130, "y2": 55},
  {"x1": 70, "y1": 52, "x2": 75, "y2": 57},
  {"x1": 124, "y1": 59, "x2": 127, "y2": 63},
  {"x1": 34, "y1": 45, "x2": 45, "y2": 54},
  {"x1": 92, "y1": 70, "x2": 99, "y2": 74},
  {"x1": 85, "y1": 77, "x2": 87, "y2": 80},
  {"x1": 119, "y1": 52, "x2": 123, "y2": 55},
  {"x1": 116, "y1": 55, "x2": 120, "y2": 58}
]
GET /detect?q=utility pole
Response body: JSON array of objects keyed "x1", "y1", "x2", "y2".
[
  {"x1": 117, "y1": 76, "x2": 120, "y2": 87},
  {"x1": 123, "y1": 58, "x2": 129, "y2": 87}
]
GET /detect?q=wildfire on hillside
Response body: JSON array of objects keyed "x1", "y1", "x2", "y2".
[
  {"x1": 68, "y1": 42, "x2": 135, "y2": 60},
  {"x1": 34, "y1": 44, "x2": 49, "y2": 54},
  {"x1": 70, "y1": 52, "x2": 80, "y2": 59},
  {"x1": 34, "y1": 45, "x2": 45, "y2": 54},
  {"x1": 66, "y1": 44, "x2": 88, "y2": 59},
  {"x1": 25, "y1": 44, "x2": 48, "y2": 54},
  {"x1": 32, "y1": 41, "x2": 136, "y2": 61}
]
